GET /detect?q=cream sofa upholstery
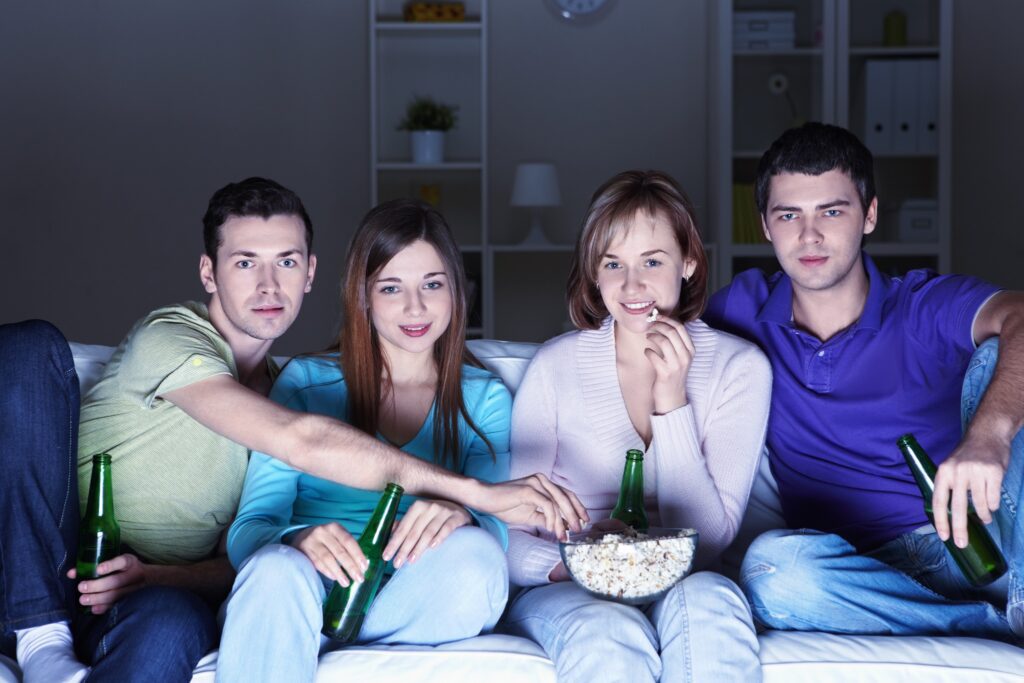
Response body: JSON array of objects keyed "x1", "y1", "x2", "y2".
[{"x1": 2, "y1": 339, "x2": 1022, "y2": 682}]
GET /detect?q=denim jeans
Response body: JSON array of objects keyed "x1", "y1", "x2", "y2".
[
  {"x1": 0, "y1": 321, "x2": 216, "y2": 681},
  {"x1": 216, "y1": 526, "x2": 509, "y2": 683},
  {"x1": 503, "y1": 571, "x2": 761, "y2": 682},
  {"x1": 741, "y1": 338, "x2": 1024, "y2": 642}
]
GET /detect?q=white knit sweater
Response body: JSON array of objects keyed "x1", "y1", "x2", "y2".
[{"x1": 506, "y1": 317, "x2": 772, "y2": 587}]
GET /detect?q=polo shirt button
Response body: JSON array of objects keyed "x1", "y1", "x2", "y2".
[{"x1": 818, "y1": 351, "x2": 824, "y2": 357}]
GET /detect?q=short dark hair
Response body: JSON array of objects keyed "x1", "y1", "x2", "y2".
[
  {"x1": 754, "y1": 122, "x2": 876, "y2": 217},
  {"x1": 202, "y1": 177, "x2": 313, "y2": 265}
]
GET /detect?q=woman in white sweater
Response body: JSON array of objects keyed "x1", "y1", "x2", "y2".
[{"x1": 503, "y1": 170, "x2": 772, "y2": 682}]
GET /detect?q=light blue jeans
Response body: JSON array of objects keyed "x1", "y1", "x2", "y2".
[
  {"x1": 503, "y1": 571, "x2": 761, "y2": 682},
  {"x1": 742, "y1": 338, "x2": 1024, "y2": 642},
  {"x1": 215, "y1": 526, "x2": 508, "y2": 683}
]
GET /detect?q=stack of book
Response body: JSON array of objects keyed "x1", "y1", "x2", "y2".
[{"x1": 732, "y1": 183, "x2": 763, "y2": 244}]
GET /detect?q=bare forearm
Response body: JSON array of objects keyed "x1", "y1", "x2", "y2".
[
  {"x1": 144, "y1": 556, "x2": 235, "y2": 604},
  {"x1": 286, "y1": 414, "x2": 486, "y2": 506},
  {"x1": 969, "y1": 312, "x2": 1024, "y2": 448}
]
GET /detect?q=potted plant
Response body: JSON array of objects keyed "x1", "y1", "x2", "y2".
[{"x1": 398, "y1": 95, "x2": 458, "y2": 164}]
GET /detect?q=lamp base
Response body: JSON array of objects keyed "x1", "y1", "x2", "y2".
[{"x1": 519, "y1": 211, "x2": 551, "y2": 246}]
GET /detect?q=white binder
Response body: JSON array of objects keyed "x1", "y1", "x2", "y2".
[
  {"x1": 863, "y1": 61, "x2": 894, "y2": 154},
  {"x1": 891, "y1": 60, "x2": 920, "y2": 155},
  {"x1": 916, "y1": 60, "x2": 939, "y2": 154}
]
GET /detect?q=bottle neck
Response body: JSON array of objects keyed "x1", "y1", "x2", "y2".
[
  {"x1": 85, "y1": 457, "x2": 115, "y2": 519},
  {"x1": 898, "y1": 435, "x2": 937, "y2": 497},
  {"x1": 360, "y1": 487, "x2": 404, "y2": 549},
  {"x1": 618, "y1": 458, "x2": 644, "y2": 505}
]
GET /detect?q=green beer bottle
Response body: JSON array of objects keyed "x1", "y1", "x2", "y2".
[
  {"x1": 611, "y1": 449, "x2": 649, "y2": 532},
  {"x1": 897, "y1": 434, "x2": 1007, "y2": 586},
  {"x1": 322, "y1": 482, "x2": 404, "y2": 642},
  {"x1": 76, "y1": 453, "x2": 121, "y2": 580}
]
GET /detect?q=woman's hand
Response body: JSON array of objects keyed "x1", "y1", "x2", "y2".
[
  {"x1": 68, "y1": 554, "x2": 147, "y2": 614},
  {"x1": 645, "y1": 315, "x2": 696, "y2": 414},
  {"x1": 289, "y1": 523, "x2": 368, "y2": 585},
  {"x1": 383, "y1": 499, "x2": 472, "y2": 569}
]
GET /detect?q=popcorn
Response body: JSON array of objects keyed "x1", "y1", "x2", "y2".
[
  {"x1": 646, "y1": 306, "x2": 659, "y2": 323},
  {"x1": 562, "y1": 530, "x2": 696, "y2": 601}
]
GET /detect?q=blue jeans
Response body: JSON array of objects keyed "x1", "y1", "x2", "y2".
[
  {"x1": 216, "y1": 526, "x2": 509, "y2": 683},
  {"x1": 0, "y1": 321, "x2": 216, "y2": 681},
  {"x1": 741, "y1": 338, "x2": 1024, "y2": 642},
  {"x1": 503, "y1": 571, "x2": 761, "y2": 682}
]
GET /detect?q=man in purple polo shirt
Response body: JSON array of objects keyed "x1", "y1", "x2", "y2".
[{"x1": 705, "y1": 122, "x2": 1024, "y2": 642}]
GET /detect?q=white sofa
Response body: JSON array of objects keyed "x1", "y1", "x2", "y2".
[{"x1": 2, "y1": 339, "x2": 1023, "y2": 682}]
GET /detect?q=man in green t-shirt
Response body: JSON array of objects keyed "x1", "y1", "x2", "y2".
[{"x1": 2, "y1": 177, "x2": 588, "y2": 683}]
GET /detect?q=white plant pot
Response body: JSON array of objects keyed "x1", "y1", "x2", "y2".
[{"x1": 410, "y1": 130, "x2": 445, "y2": 165}]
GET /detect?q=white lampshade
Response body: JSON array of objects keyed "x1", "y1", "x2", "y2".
[{"x1": 510, "y1": 163, "x2": 561, "y2": 208}]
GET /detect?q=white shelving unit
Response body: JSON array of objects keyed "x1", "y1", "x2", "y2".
[
  {"x1": 369, "y1": 0, "x2": 490, "y2": 337},
  {"x1": 709, "y1": 0, "x2": 952, "y2": 289}
]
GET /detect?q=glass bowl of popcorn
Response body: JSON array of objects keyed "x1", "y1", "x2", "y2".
[{"x1": 559, "y1": 526, "x2": 698, "y2": 605}]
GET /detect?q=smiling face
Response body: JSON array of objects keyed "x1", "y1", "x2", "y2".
[
  {"x1": 369, "y1": 239, "x2": 453, "y2": 361},
  {"x1": 596, "y1": 210, "x2": 696, "y2": 336},
  {"x1": 200, "y1": 214, "x2": 315, "y2": 345},
  {"x1": 762, "y1": 169, "x2": 877, "y2": 296}
]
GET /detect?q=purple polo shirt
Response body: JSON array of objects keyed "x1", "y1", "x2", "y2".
[{"x1": 704, "y1": 254, "x2": 999, "y2": 551}]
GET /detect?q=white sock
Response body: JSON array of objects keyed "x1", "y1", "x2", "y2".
[{"x1": 15, "y1": 621, "x2": 89, "y2": 683}]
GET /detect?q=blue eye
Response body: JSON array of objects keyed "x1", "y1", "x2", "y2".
[
  {"x1": 424, "y1": 281, "x2": 444, "y2": 290},
  {"x1": 279, "y1": 258, "x2": 297, "y2": 268},
  {"x1": 236, "y1": 260, "x2": 254, "y2": 269},
  {"x1": 380, "y1": 285, "x2": 399, "y2": 295},
  {"x1": 824, "y1": 209, "x2": 841, "y2": 217},
  {"x1": 644, "y1": 258, "x2": 662, "y2": 268},
  {"x1": 603, "y1": 261, "x2": 620, "y2": 270},
  {"x1": 780, "y1": 213, "x2": 797, "y2": 221}
]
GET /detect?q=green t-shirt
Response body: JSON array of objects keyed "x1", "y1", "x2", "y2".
[{"x1": 78, "y1": 302, "x2": 269, "y2": 564}]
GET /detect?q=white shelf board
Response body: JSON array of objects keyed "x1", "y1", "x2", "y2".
[
  {"x1": 733, "y1": 47, "x2": 823, "y2": 58},
  {"x1": 375, "y1": 21, "x2": 482, "y2": 34},
  {"x1": 376, "y1": 161, "x2": 483, "y2": 171},
  {"x1": 865, "y1": 242, "x2": 941, "y2": 256},
  {"x1": 490, "y1": 244, "x2": 574, "y2": 253},
  {"x1": 849, "y1": 46, "x2": 940, "y2": 57},
  {"x1": 728, "y1": 243, "x2": 774, "y2": 257}
]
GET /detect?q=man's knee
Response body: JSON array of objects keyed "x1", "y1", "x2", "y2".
[
  {"x1": 116, "y1": 586, "x2": 216, "y2": 653},
  {"x1": 0, "y1": 320, "x2": 72, "y2": 364},
  {"x1": 740, "y1": 529, "x2": 846, "y2": 620}
]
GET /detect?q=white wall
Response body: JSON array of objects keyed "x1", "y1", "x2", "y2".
[
  {"x1": 1, "y1": 1, "x2": 371, "y2": 354},
  {"x1": 2, "y1": 0, "x2": 1021, "y2": 352},
  {"x1": 951, "y1": 0, "x2": 1024, "y2": 288}
]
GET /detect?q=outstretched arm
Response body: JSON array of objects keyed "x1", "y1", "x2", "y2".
[
  {"x1": 163, "y1": 375, "x2": 585, "y2": 538},
  {"x1": 934, "y1": 291, "x2": 1024, "y2": 547}
]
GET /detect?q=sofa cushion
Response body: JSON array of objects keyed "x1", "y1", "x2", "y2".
[
  {"x1": 761, "y1": 630, "x2": 1024, "y2": 682},
  {"x1": 61, "y1": 340, "x2": 1024, "y2": 681},
  {"x1": 188, "y1": 634, "x2": 556, "y2": 682}
]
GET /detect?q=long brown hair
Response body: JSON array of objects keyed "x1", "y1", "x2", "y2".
[
  {"x1": 339, "y1": 198, "x2": 491, "y2": 469},
  {"x1": 566, "y1": 170, "x2": 709, "y2": 329}
]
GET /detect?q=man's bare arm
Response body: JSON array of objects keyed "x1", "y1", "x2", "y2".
[
  {"x1": 934, "y1": 291, "x2": 1024, "y2": 546},
  {"x1": 163, "y1": 376, "x2": 588, "y2": 537}
]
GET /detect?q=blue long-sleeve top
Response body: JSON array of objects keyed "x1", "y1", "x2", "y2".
[{"x1": 227, "y1": 353, "x2": 511, "y2": 569}]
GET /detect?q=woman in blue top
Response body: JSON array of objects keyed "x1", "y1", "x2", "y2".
[{"x1": 216, "y1": 199, "x2": 512, "y2": 683}]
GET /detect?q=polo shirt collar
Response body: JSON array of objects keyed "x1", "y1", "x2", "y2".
[{"x1": 754, "y1": 251, "x2": 889, "y2": 331}]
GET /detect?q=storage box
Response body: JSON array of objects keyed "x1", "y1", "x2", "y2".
[
  {"x1": 733, "y1": 11, "x2": 795, "y2": 50},
  {"x1": 897, "y1": 199, "x2": 939, "y2": 243}
]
